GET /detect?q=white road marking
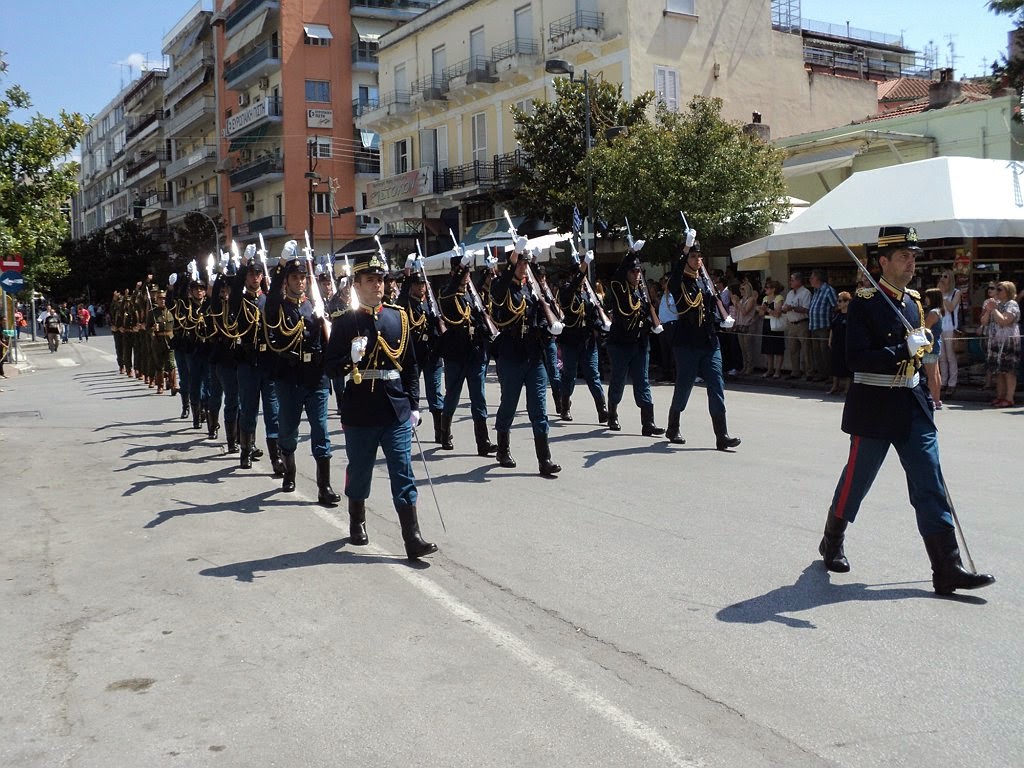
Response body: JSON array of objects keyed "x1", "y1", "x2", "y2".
[
  {"x1": 309, "y1": 504, "x2": 700, "y2": 768},
  {"x1": 56, "y1": 359, "x2": 78, "y2": 367}
]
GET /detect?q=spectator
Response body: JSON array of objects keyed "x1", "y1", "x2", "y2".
[
  {"x1": 756, "y1": 279, "x2": 785, "y2": 378},
  {"x1": 77, "y1": 305, "x2": 91, "y2": 342},
  {"x1": 780, "y1": 271, "x2": 811, "y2": 378},
  {"x1": 936, "y1": 269, "x2": 960, "y2": 396},
  {"x1": 920, "y1": 288, "x2": 945, "y2": 408},
  {"x1": 715, "y1": 276, "x2": 741, "y2": 377},
  {"x1": 807, "y1": 269, "x2": 838, "y2": 383},
  {"x1": 58, "y1": 303, "x2": 70, "y2": 344},
  {"x1": 981, "y1": 281, "x2": 1020, "y2": 407},
  {"x1": 980, "y1": 282, "x2": 998, "y2": 391},
  {"x1": 657, "y1": 274, "x2": 678, "y2": 382},
  {"x1": 87, "y1": 303, "x2": 97, "y2": 336},
  {"x1": 43, "y1": 306, "x2": 62, "y2": 352},
  {"x1": 732, "y1": 277, "x2": 759, "y2": 375}
]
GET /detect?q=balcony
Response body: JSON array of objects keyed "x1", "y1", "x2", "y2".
[
  {"x1": 165, "y1": 146, "x2": 217, "y2": 180},
  {"x1": 410, "y1": 74, "x2": 447, "y2": 104},
  {"x1": 494, "y1": 149, "x2": 532, "y2": 186},
  {"x1": 224, "y1": 41, "x2": 280, "y2": 90},
  {"x1": 435, "y1": 159, "x2": 496, "y2": 194},
  {"x1": 548, "y1": 10, "x2": 606, "y2": 53},
  {"x1": 491, "y1": 38, "x2": 540, "y2": 80},
  {"x1": 229, "y1": 154, "x2": 285, "y2": 191},
  {"x1": 165, "y1": 44, "x2": 214, "y2": 97},
  {"x1": 165, "y1": 95, "x2": 216, "y2": 136},
  {"x1": 443, "y1": 56, "x2": 498, "y2": 93},
  {"x1": 350, "y1": 0, "x2": 439, "y2": 22},
  {"x1": 352, "y1": 41, "x2": 379, "y2": 70},
  {"x1": 123, "y1": 69, "x2": 168, "y2": 111},
  {"x1": 354, "y1": 91, "x2": 411, "y2": 130},
  {"x1": 225, "y1": 0, "x2": 279, "y2": 33},
  {"x1": 140, "y1": 190, "x2": 173, "y2": 216},
  {"x1": 232, "y1": 214, "x2": 286, "y2": 241},
  {"x1": 125, "y1": 111, "x2": 161, "y2": 142},
  {"x1": 224, "y1": 96, "x2": 283, "y2": 138},
  {"x1": 124, "y1": 149, "x2": 169, "y2": 184},
  {"x1": 352, "y1": 96, "x2": 381, "y2": 118},
  {"x1": 168, "y1": 194, "x2": 220, "y2": 222}
]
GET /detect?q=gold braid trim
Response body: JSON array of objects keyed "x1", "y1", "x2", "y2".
[
  {"x1": 493, "y1": 286, "x2": 527, "y2": 329},
  {"x1": 262, "y1": 305, "x2": 304, "y2": 353},
  {"x1": 676, "y1": 279, "x2": 705, "y2": 325},
  {"x1": 440, "y1": 292, "x2": 472, "y2": 326}
]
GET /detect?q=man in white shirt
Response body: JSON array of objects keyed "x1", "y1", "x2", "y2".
[{"x1": 781, "y1": 271, "x2": 811, "y2": 379}]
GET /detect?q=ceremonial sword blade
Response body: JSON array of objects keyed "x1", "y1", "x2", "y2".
[
  {"x1": 412, "y1": 423, "x2": 446, "y2": 533},
  {"x1": 941, "y1": 475, "x2": 975, "y2": 572},
  {"x1": 828, "y1": 226, "x2": 916, "y2": 334}
]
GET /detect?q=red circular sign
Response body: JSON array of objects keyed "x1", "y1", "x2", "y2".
[{"x1": 2, "y1": 253, "x2": 23, "y2": 272}]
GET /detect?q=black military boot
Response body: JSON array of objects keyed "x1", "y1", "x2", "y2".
[
  {"x1": 665, "y1": 408, "x2": 685, "y2": 444},
  {"x1": 191, "y1": 401, "x2": 202, "y2": 429},
  {"x1": 430, "y1": 408, "x2": 444, "y2": 444},
  {"x1": 640, "y1": 404, "x2": 665, "y2": 436},
  {"x1": 348, "y1": 498, "x2": 369, "y2": 545},
  {"x1": 225, "y1": 420, "x2": 238, "y2": 454},
  {"x1": 440, "y1": 412, "x2": 454, "y2": 451},
  {"x1": 711, "y1": 413, "x2": 741, "y2": 450},
  {"x1": 474, "y1": 419, "x2": 497, "y2": 456},
  {"x1": 239, "y1": 432, "x2": 253, "y2": 469},
  {"x1": 250, "y1": 443, "x2": 263, "y2": 461},
  {"x1": 396, "y1": 503, "x2": 438, "y2": 560},
  {"x1": 315, "y1": 457, "x2": 341, "y2": 506},
  {"x1": 559, "y1": 394, "x2": 573, "y2": 421},
  {"x1": 818, "y1": 511, "x2": 850, "y2": 572},
  {"x1": 534, "y1": 433, "x2": 562, "y2": 477},
  {"x1": 281, "y1": 452, "x2": 296, "y2": 493},
  {"x1": 180, "y1": 393, "x2": 190, "y2": 420},
  {"x1": 594, "y1": 394, "x2": 608, "y2": 424},
  {"x1": 923, "y1": 529, "x2": 996, "y2": 595},
  {"x1": 607, "y1": 403, "x2": 621, "y2": 431},
  {"x1": 207, "y1": 410, "x2": 220, "y2": 441},
  {"x1": 496, "y1": 431, "x2": 516, "y2": 468},
  {"x1": 266, "y1": 438, "x2": 286, "y2": 477}
]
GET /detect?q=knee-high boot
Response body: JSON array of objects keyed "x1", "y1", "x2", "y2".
[
  {"x1": 711, "y1": 413, "x2": 740, "y2": 450},
  {"x1": 534, "y1": 433, "x2": 561, "y2": 477},
  {"x1": 665, "y1": 408, "x2": 685, "y2": 444},
  {"x1": 207, "y1": 409, "x2": 220, "y2": 441},
  {"x1": 348, "y1": 498, "x2": 368, "y2": 545},
  {"x1": 474, "y1": 419, "x2": 496, "y2": 456},
  {"x1": 607, "y1": 403, "x2": 621, "y2": 431},
  {"x1": 396, "y1": 503, "x2": 438, "y2": 560},
  {"x1": 315, "y1": 457, "x2": 341, "y2": 505},
  {"x1": 922, "y1": 528, "x2": 995, "y2": 595},
  {"x1": 496, "y1": 431, "x2": 516, "y2": 468},
  {"x1": 239, "y1": 432, "x2": 253, "y2": 469},
  {"x1": 818, "y1": 511, "x2": 850, "y2": 572},
  {"x1": 180, "y1": 392, "x2": 190, "y2": 420},
  {"x1": 191, "y1": 401, "x2": 202, "y2": 429},
  {"x1": 430, "y1": 408, "x2": 444, "y2": 445},
  {"x1": 640, "y1": 404, "x2": 665, "y2": 436},
  {"x1": 594, "y1": 393, "x2": 608, "y2": 424},
  {"x1": 225, "y1": 419, "x2": 238, "y2": 454},
  {"x1": 266, "y1": 437, "x2": 286, "y2": 477},
  {"x1": 440, "y1": 412, "x2": 454, "y2": 451},
  {"x1": 281, "y1": 452, "x2": 296, "y2": 492}
]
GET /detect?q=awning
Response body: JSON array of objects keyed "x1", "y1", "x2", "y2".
[
  {"x1": 352, "y1": 17, "x2": 392, "y2": 43},
  {"x1": 462, "y1": 216, "x2": 524, "y2": 243},
  {"x1": 782, "y1": 149, "x2": 857, "y2": 179},
  {"x1": 303, "y1": 23, "x2": 333, "y2": 40},
  {"x1": 224, "y1": 9, "x2": 268, "y2": 59},
  {"x1": 227, "y1": 123, "x2": 268, "y2": 151}
]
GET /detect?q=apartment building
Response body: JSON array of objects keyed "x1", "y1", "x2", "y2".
[
  {"x1": 358, "y1": 0, "x2": 897, "y2": 237},
  {"x1": 75, "y1": 84, "x2": 134, "y2": 239}
]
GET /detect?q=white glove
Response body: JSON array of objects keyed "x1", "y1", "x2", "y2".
[
  {"x1": 631, "y1": 238, "x2": 646, "y2": 253},
  {"x1": 168, "y1": 273, "x2": 178, "y2": 286},
  {"x1": 685, "y1": 229, "x2": 697, "y2": 249},
  {"x1": 484, "y1": 253, "x2": 498, "y2": 267},
  {"x1": 460, "y1": 252, "x2": 473, "y2": 268},
  {"x1": 652, "y1": 323, "x2": 664, "y2": 335},
  {"x1": 410, "y1": 410, "x2": 421, "y2": 428},
  {"x1": 405, "y1": 253, "x2": 417, "y2": 269},
  {"x1": 244, "y1": 244, "x2": 257, "y2": 262},
  {"x1": 514, "y1": 236, "x2": 528, "y2": 254},
  {"x1": 351, "y1": 336, "x2": 368, "y2": 364},
  {"x1": 549, "y1": 320, "x2": 564, "y2": 336},
  {"x1": 281, "y1": 240, "x2": 298, "y2": 259},
  {"x1": 584, "y1": 250, "x2": 594, "y2": 265},
  {"x1": 720, "y1": 315, "x2": 736, "y2": 329},
  {"x1": 906, "y1": 329, "x2": 930, "y2": 357},
  {"x1": 530, "y1": 246, "x2": 542, "y2": 261}
]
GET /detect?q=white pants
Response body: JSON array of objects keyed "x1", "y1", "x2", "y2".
[{"x1": 939, "y1": 330, "x2": 958, "y2": 388}]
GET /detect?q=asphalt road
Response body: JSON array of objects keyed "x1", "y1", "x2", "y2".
[{"x1": 2, "y1": 334, "x2": 1020, "y2": 768}]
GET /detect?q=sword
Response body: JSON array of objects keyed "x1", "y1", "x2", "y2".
[
  {"x1": 940, "y1": 474, "x2": 976, "y2": 573},
  {"x1": 828, "y1": 226, "x2": 915, "y2": 334},
  {"x1": 411, "y1": 422, "x2": 446, "y2": 533}
]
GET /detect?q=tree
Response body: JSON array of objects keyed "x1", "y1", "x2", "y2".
[
  {"x1": 989, "y1": 1, "x2": 1024, "y2": 118},
  {"x1": 511, "y1": 76, "x2": 653, "y2": 229},
  {"x1": 585, "y1": 97, "x2": 790, "y2": 262},
  {"x1": 0, "y1": 51, "x2": 86, "y2": 293},
  {"x1": 168, "y1": 211, "x2": 223, "y2": 269}
]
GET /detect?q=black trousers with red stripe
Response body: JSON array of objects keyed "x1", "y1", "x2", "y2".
[{"x1": 829, "y1": 405, "x2": 954, "y2": 537}]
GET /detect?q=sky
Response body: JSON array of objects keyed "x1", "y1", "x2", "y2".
[{"x1": 1, "y1": 0, "x2": 1017, "y2": 122}]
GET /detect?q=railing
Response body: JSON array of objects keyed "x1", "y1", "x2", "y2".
[
  {"x1": 494, "y1": 149, "x2": 532, "y2": 183},
  {"x1": 165, "y1": 147, "x2": 217, "y2": 178},
  {"x1": 803, "y1": 45, "x2": 904, "y2": 77},
  {"x1": 443, "y1": 56, "x2": 494, "y2": 83},
  {"x1": 172, "y1": 194, "x2": 220, "y2": 214},
  {"x1": 491, "y1": 38, "x2": 539, "y2": 61},
  {"x1": 165, "y1": 95, "x2": 216, "y2": 136},
  {"x1": 224, "y1": 41, "x2": 280, "y2": 84},
  {"x1": 354, "y1": 153, "x2": 381, "y2": 174},
  {"x1": 352, "y1": 41, "x2": 379, "y2": 65},
  {"x1": 800, "y1": 18, "x2": 903, "y2": 47},
  {"x1": 225, "y1": 0, "x2": 279, "y2": 33},
  {"x1": 411, "y1": 74, "x2": 448, "y2": 98},
  {"x1": 165, "y1": 44, "x2": 214, "y2": 94},
  {"x1": 125, "y1": 149, "x2": 169, "y2": 178},
  {"x1": 352, "y1": 97, "x2": 381, "y2": 117},
  {"x1": 230, "y1": 155, "x2": 284, "y2": 186},
  {"x1": 435, "y1": 160, "x2": 496, "y2": 192},
  {"x1": 549, "y1": 10, "x2": 604, "y2": 39},
  {"x1": 350, "y1": 0, "x2": 437, "y2": 11},
  {"x1": 126, "y1": 111, "x2": 161, "y2": 141},
  {"x1": 232, "y1": 214, "x2": 285, "y2": 237}
]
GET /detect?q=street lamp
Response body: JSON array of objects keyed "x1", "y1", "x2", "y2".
[{"x1": 546, "y1": 58, "x2": 593, "y2": 260}]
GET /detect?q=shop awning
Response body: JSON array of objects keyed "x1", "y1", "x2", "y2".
[
  {"x1": 227, "y1": 123, "x2": 268, "y2": 151},
  {"x1": 352, "y1": 17, "x2": 392, "y2": 43},
  {"x1": 303, "y1": 23, "x2": 333, "y2": 40},
  {"x1": 224, "y1": 9, "x2": 268, "y2": 59},
  {"x1": 462, "y1": 216, "x2": 525, "y2": 244}
]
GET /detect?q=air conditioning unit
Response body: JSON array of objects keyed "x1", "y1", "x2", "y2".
[
  {"x1": 258, "y1": 77, "x2": 270, "y2": 90},
  {"x1": 238, "y1": 92, "x2": 250, "y2": 107},
  {"x1": 242, "y1": 191, "x2": 255, "y2": 203},
  {"x1": 239, "y1": 148, "x2": 252, "y2": 162}
]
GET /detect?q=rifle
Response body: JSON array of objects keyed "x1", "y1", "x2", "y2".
[
  {"x1": 624, "y1": 217, "x2": 662, "y2": 333},
  {"x1": 502, "y1": 211, "x2": 563, "y2": 335},
  {"x1": 343, "y1": 253, "x2": 359, "y2": 310},
  {"x1": 679, "y1": 211, "x2": 734, "y2": 329},
  {"x1": 303, "y1": 230, "x2": 331, "y2": 341},
  {"x1": 415, "y1": 239, "x2": 447, "y2": 335},
  {"x1": 568, "y1": 235, "x2": 612, "y2": 332},
  {"x1": 449, "y1": 229, "x2": 499, "y2": 339}
]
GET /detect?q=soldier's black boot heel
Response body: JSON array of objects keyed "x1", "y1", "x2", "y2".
[
  {"x1": 496, "y1": 431, "x2": 516, "y2": 468},
  {"x1": 281, "y1": 452, "x2": 296, "y2": 492},
  {"x1": 191, "y1": 401, "x2": 202, "y2": 429},
  {"x1": 225, "y1": 420, "x2": 238, "y2": 454},
  {"x1": 207, "y1": 409, "x2": 220, "y2": 441},
  {"x1": 348, "y1": 498, "x2": 369, "y2": 545},
  {"x1": 397, "y1": 504, "x2": 438, "y2": 560},
  {"x1": 559, "y1": 395, "x2": 573, "y2": 421},
  {"x1": 315, "y1": 457, "x2": 341, "y2": 505},
  {"x1": 266, "y1": 438, "x2": 286, "y2": 477},
  {"x1": 665, "y1": 409, "x2": 685, "y2": 444},
  {"x1": 180, "y1": 394, "x2": 190, "y2": 420},
  {"x1": 534, "y1": 434, "x2": 561, "y2": 477},
  {"x1": 712, "y1": 413, "x2": 740, "y2": 450},
  {"x1": 641, "y1": 404, "x2": 665, "y2": 436},
  {"x1": 430, "y1": 408, "x2": 444, "y2": 445},
  {"x1": 440, "y1": 413, "x2": 454, "y2": 450},
  {"x1": 474, "y1": 418, "x2": 496, "y2": 456},
  {"x1": 819, "y1": 511, "x2": 851, "y2": 572},
  {"x1": 923, "y1": 529, "x2": 995, "y2": 595},
  {"x1": 595, "y1": 394, "x2": 608, "y2": 424},
  {"x1": 607, "y1": 404, "x2": 621, "y2": 431},
  {"x1": 239, "y1": 432, "x2": 253, "y2": 469}
]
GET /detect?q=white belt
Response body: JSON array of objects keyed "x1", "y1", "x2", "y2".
[
  {"x1": 347, "y1": 369, "x2": 400, "y2": 383},
  {"x1": 853, "y1": 372, "x2": 920, "y2": 389}
]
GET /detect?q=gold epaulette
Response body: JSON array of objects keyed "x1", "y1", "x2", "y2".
[
  {"x1": 906, "y1": 288, "x2": 921, "y2": 299},
  {"x1": 856, "y1": 287, "x2": 876, "y2": 299}
]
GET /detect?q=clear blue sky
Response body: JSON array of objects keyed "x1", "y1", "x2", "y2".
[{"x1": 2, "y1": 0, "x2": 1016, "y2": 121}]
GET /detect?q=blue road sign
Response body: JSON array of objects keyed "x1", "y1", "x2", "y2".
[{"x1": 1, "y1": 270, "x2": 25, "y2": 292}]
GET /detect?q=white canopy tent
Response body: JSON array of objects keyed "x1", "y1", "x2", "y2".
[{"x1": 732, "y1": 156, "x2": 1024, "y2": 262}]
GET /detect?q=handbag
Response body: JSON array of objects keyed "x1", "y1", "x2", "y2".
[{"x1": 769, "y1": 314, "x2": 788, "y2": 332}]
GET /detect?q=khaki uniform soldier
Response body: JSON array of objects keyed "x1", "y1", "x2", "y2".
[{"x1": 148, "y1": 290, "x2": 178, "y2": 395}]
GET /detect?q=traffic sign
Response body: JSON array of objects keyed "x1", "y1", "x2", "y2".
[
  {"x1": 1, "y1": 271, "x2": 25, "y2": 292},
  {"x1": 2, "y1": 254, "x2": 24, "y2": 272}
]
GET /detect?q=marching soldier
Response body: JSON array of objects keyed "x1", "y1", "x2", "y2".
[
  {"x1": 263, "y1": 241, "x2": 339, "y2": 505},
  {"x1": 174, "y1": 272, "x2": 209, "y2": 430},
  {"x1": 166, "y1": 273, "x2": 191, "y2": 419},
  {"x1": 605, "y1": 245, "x2": 664, "y2": 436},
  {"x1": 397, "y1": 260, "x2": 445, "y2": 444},
  {"x1": 488, "y1": 243, "x2": 561, "y2": 477},
  {"x1": 110, "y1": 291, "x2": 126, "y2": 374},
  {"x1": 324, "y1": 249, "x2": 437, "y2": 560},
  {"x1": 207, "y1": 273, "x2": 240, "y2": 452},
  {"x1": 147, "y1": 289, "x2": 178, "y2": 397},
  {"x1": 533, "y1": 263, "x2": 563, "y2": 413},
  {"x1": 556, "y1": 251, "x2": 609, "y2": 424},
  {"x1": 818, "y1": 226, "x2": 995, "y2": 595}
]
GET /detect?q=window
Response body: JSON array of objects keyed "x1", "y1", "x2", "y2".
[
  {"x1": 305, "y1": 79, "x2": 331, "y2": 102},
  {"x1": 432, "y1": 45, "x2": 446, "y2": 80},
  {"x1": 471, "y1": 112, "x2": 487, "y2": 164},
  {"x1": 470, "y1": 27, "x2": 485, "y2": 64},
  {"x1": 655, "y1": 66, "x2": 679, "y2": 112},
  {"x1": 514, "y1": 5, "x2": 533, "y2": 49},
  {"x1": 394, "y1": 138, "x2": 409, "y2": 174},
  {"x1": 418, "y1": 125, "x2": 448, "y2": 171},
  {"x1": 310, "y1": 137, "x2": 332, "y2": 158},
  {"x1": 303, "y1": 23, "x2": 333, "y2": 46},
  {"x1": 513, "y1": 98, "x2": 535, "y2": 117},
  {"x1": 666, "y1": 0, "x2": 696, "y2": 15},
  {"x1": 313, "y1": 192, "x2": 332, "y2": 214},
  {"x1": 304, "y1": 34, "x2": 330, "y2": 47},
  {"x1": 394, "y1": 63, "x2": 408, "y2": 96}
]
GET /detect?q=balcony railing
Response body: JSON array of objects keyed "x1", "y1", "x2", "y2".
[
  {"x1": 165, "y1": 147, "x2": 217, "y2": 179},
  {"x1": 410, "y1": 74, "x2": 448, "y2": 99},
  {"x1": 436, "y1": 159, "x2": 496, "y2": 192},
  {"x1": 125, "y1": 149, "x2": 169, "y2": 178},
  {"x1": 443, "y1": 56, "x2": 496, "y2": 85},
  {"x1": 229, "y1": 154, "x2": 284, "y2": 187},
  {"x1": 352, "y1": 41, "x2": 379, "y2": 65},
  {"x1": 352, "y1": 97, "x2": 381, "y2": 117},
  {"x1": 232, "y1": 214, "x2": 285, "y2": 237},
  {"x1": 165, "y1": 44, "x2": 214, "y2": 94},
  {"x1": 494, "y1": 149, "x2": 532, "y2": 184},
  {"x1": 126, "y1": 111, "x2": 161, "y2": 141},
  {"x1": 803, "y1": 45, "x2": 904, "y2": 77},
  {"x1": 549, "y1": 10, "x2": 604, "y2": 39},
  {"x1": 225, "y1": 0, "x2": 279, "y2": 33},
  {"x1": 165, "y1": 95, "x2": 216, "y2": 136},
  {"x1": 171, "y1": 194, "x2": 220, "y2": 215},
  {"x1": 350, "y1": 0, "x2": 437, "y2": 11},
  {"x1": 224, "y1": 41, "x2": 280, "y2": 85},
  {"x1": 491, "y1": 38, "x2": 539, "y2": 60}
]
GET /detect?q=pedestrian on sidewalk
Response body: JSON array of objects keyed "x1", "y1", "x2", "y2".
[{"x1": 827, "y1": 291, "x2": 852, "y2": 395}]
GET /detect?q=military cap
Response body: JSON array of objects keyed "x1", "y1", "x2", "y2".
[
  {"x1": 352, "y1": 250, "x2": 389, "y2": 276},
  {"x1": 877, "y1": 226, "x2": 923, "y2": 251}
]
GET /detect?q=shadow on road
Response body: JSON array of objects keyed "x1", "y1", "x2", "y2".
[
  {"x1": 715, "y1": 563, "x2": 986, "y2": 629},
  {"x1": 143, "y1": 488, "x2": 286, "y2": 528},
  {"x1": 124, "y1": 464, "x2": 238, "y2": 497}
]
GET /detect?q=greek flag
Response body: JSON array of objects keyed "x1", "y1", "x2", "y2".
[{"x1": 572, "y1": 204, "x2": 583, "y2": 235}]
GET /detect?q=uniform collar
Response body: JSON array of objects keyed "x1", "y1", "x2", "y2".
[
  {"x1": 360, "y1": 303, "x2": 383, "y2": 319},
  {"x1": 878, "y1": 278, "x2": 905, "y2": 301}
]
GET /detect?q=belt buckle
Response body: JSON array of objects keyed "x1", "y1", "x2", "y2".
[
  {"x1": 302, "y1": 352, "x2": 312, "y2": 363},
  {"x1": 258, "y1": 344, "x2": 267, "y2": 352}
]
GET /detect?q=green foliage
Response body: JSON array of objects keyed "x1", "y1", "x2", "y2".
[
  {"x1": 0, "y1": 51, "x2": 86, "y2": 294},
  {"x1": 988, "y1": 1, "x2": 1024, "y2": 119},
  {"x1": 52, "y1": 220, "x2": 163, "y2": 302},
  {"x1": 169, "y1": 211, "x2": 223, "y2": 268}
]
